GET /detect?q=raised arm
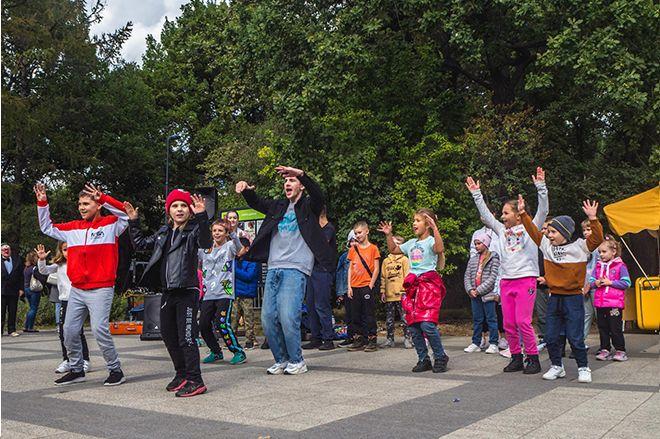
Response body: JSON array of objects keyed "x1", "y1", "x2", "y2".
[
  {"x1": 465, "y1": 177, "x2": 505, "y2": 235},
  {"x1": 190, "y1": 194, "x2": 212, "y2": 250},
  {"x1": 519, "y1": 195, "x2": 544, "y2": 246},
  {"x1": 123, "y1": 201, "x2": 158, "y2": 252},
  {"x1": 423, "y1": 214, "x2": 445, "y2": 255},
  {"x1": 581, "y1": 200, "x2": 603, "y2": 252},
  {"x1": 377, "y1": 221, "x2": 403, "y2": 254},
  {"x1": 82, "y1": 183, "x2": 129, "y2": 235},
  {"x1": 236, "y1": 181, "x2": 276, "y2": 215},
  {"x1": 531, "y1": 167, "x2": 549, "y2": 229},
  {"x1": 35, "y1": 244, "x2": 57, "y2": 275}
]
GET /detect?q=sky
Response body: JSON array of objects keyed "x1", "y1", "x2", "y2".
[{"x1": 90, "y1": 0, "x2": 189, "y2": 64}]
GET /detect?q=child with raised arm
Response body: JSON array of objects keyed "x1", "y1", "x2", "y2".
[
  {"x1": 36, "y1": 243, "x2": 90, "y2": 374},
  {"x1": 591, "y1": 236, "x2": 631, "y2": 362},
  {"x1": 125, "y1": 190, "x2": 212, "y2": 397},
  {"x1": 198, "y1": 219, "x2": 246, "y2": 365},
  {"x1": 465, "y1": 167, "x2": 548, "y2": 375},
  {"x1": 35, "y1": 182, "x2": 127, "y2": 387},
  {"x1": 518, "y1": 196, "x2": 603, "y2": 383},
  {"x1": 378, "y1": 209, "x2": 448, "y2": 373}
]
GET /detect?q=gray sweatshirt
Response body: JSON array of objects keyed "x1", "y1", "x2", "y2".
[{"x1": 198, "y1": 233, "x2": 242, "y2": 300}]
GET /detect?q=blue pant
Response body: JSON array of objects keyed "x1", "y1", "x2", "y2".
[
  {"x1": 305, "y1": 270, "x2": 335, "y2": 341},
  {"x1": 471, "y1": 298, "x2": 498, "y2": 345},
  {"x1": 408, "y1": 321, "x2": 446, "y2": 361},
  {"x1": 262, "y1": 268, "x2": 308, "y2": 364},
  {"x1": 24, "y1": 289, "x2": 41, "y2": 330},
  {"x1": 546, "y1": 294, "x2": 588, "y2": 368}
]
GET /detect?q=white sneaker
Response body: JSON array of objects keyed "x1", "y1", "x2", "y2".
[
  {"x1": 479, "y1": 336, "x2": 488, "y2": 350},
  {"x1": 266, "y1": 362, "x2": 288, "y2": 375},
  {"x1": 499, "y1": 348, "x2": 511, "y2": 358},
  {"x1": 284, "y1": 361, "x2": 308, "y2": 375},
  {"x1": 577, "y1": 367, "x2": 592, "y2": 383},
  {"x1": 485, "y1": 344, "x2": 499, "y2": 354},
  {"x1": 464, "y1": 343, "x2": 481, "y2": 353},
  {"x1": 537, "y1": 341, "x2": 547, "y2": 351},
  {"x1": 543, "y1": 365, "x2": 566, "y2": 380},
  {"x1": 83, "y1": 360, "x2": 91, "y2": 373},
  {"x1": 403, "y1": 338, "x2": 414, "y2": 349},
  {"x1": 55, "y1": 360, "x2": 70, "y2": 374},
  {"x1": 498, "y1": 338, "x2": 508, "y2": 350}
]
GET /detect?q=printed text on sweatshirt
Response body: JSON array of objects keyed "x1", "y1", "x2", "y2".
[
  {"x1": 470, "y1": 181, "x2": 548, "y2": 279},
  {"x1": 37, "y1": 194, "x2": 128, "y2": 290},
  {"x1": 522, "y1": 212, "x2": 603, "y2": 295}
]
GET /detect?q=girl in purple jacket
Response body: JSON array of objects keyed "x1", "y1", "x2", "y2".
[{"x1": 589, "y1": 236, "x2": 631, "y2": 362}]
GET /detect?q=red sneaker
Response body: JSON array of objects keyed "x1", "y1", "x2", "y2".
[{"x1": 175, "y1": 381, "x2": 207, "y2": 397}]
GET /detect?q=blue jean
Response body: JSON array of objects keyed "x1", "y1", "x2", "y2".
[
  {"x1": 306, "y1": 270, "x2": 335, "y2": 341},
  {"x1": 24, "y1": 289, "x2": 41, "y2": 330},
  {"x1": 471, "y1": 298, "x2": 498, "y2": 345},
  {"x1": 546, "y1": 294, "x2": 588, "y2": 368},
  {"x1": 409, "y1": 321, "x2": 446, "y2": 361},
  {"x1": 262, "y1": 268, "x2": 308, "y2": 364}
]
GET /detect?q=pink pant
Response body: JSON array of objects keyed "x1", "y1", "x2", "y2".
[{"x1": 500, "y1": 277, "x2": 538, "y2": 355}]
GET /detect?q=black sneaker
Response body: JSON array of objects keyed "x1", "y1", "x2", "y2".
[
  {"x1": 175, "y1": 380, "x2": 207, "y2": 397},
  {"x1": 54, "y1": 370, "x2": 86, "y2": 386},
  {"x1": 412, "y1": 357, "x2": 432, "y2": 373},
  {"x1": 433, "y1": 355, "x2": 449, "y2": 373},
  {"x1": 302, "y1": 339, "x2": 322, "y2": 350},
  {"x1": 503, "y1": 354, "x2": 524, "y2": 372},
  {"x1": 104, "y1": 369, "x2": 126, "y2": 386},
  {"x1": 338, "y1": 339, "x2": 352, "y2": 348},
  {"x1": 523, "y1": 354, "x2": 541, "y2": 374},
  {"x1": 347, "y1": 337, "x2": 366, "y2": 351},
  {"x1": 363, "y1": 337, "x2": 378, "y2": 352},
  {"x1": 318, "y1": 340, "x2": 336, "y2": 350},
  {"x1": 245, "y1": 341, "x2": 255, "y2": 350},
  {"x1": 166, "y1": 377, "x2": 187, "y2": 392},
  {"x1": 260, "y1": 340, "x2": 269, "y2": 350}
]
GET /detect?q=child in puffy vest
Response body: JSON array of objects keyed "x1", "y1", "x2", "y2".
[
  {"x1": 378, "y1": 208, "x2": 447, "y2": 373},
  {"x1": 590, "y1": 236, "x2": 631, "y2": 362}
]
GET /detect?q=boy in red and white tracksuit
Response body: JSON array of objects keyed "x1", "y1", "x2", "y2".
[{"x1": 35, "y1": 183, "x2": 128, "y2": 386}]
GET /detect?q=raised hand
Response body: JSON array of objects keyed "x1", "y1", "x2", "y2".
[
  {"x1": 34, "y1": 183, "x2": 47, "y2": 202},
  {"x1": 82, "y1": 183, "x2": 103, "y2": 201},
  {"x1": 532, "y1": 167, "x2": 546, "y2": 184},
  {"x1": 123, "y1": 201, "x2": 139, "y2": 220},
  {"x1": 465, "y1": 176, "x2": 480, "y2": 192},
  {"x1": 517, "y1": 194, "x2": 526, "y2": 215},
  {"x1": 235, "y1": 181, "x2": 255, "y2": 194},
  {"x1": 377, "y1": 221, "x2": 393, "y2": 235},
  {"x1": 35, "y1": 244, "x2": 50, "y2": 261},
  {"x1": 191, "y1": 194, "x2": 206, "y2": 214},
  {"x1": 582, "y1": 199, "x2": 599, "y2": 220},
  {"x1": 423, "y1": 214, "x2": 438, "y2": 231},
  {"x1": 275, "y1": 166, "x2": 304, "y2": 178}
]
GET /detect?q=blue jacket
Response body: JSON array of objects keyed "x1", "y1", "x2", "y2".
[
  {"x1": 335, "y1": 251, "x2": 349, "y2": 297},
  {"x1": 235, "y1": 259, "x2": 261, "y2": 299}
]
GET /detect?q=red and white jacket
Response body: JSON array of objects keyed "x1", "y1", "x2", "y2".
[{"x1": 38, "y1": 194, "x2": 128, "y2": 290}]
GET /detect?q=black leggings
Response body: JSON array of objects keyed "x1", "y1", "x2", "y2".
[
  {"x1": 199, "y1": 298, "x2": 243, "y2": 355},
  {"x1": 161, "y1": 289, "x2": 203, "y2": 383},
  {"x1": 59, "y1": 300, "x2": 89, "y2": 361},
  {"x1": 597, "y1": 307, "x2": 625, "y2": 351}
]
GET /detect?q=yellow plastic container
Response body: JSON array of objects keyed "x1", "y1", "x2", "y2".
[{"x1": 635, "y1": 277, "x2": 660, "y2": 330}]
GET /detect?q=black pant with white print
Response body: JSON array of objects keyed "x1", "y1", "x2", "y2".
[
  {"x1": 596, "y1": 307, "x2": 625, "y2": 352},
  {"x1": 161, "y1": 289, "x2": 203, "y2": 384},
  {"x1": 350, "y1": 286, "x2": 377, "y2": 338}
]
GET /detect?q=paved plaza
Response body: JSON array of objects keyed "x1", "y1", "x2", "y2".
[{"x1": 1, "y1": 331, "x2": 658, "y2": 438}]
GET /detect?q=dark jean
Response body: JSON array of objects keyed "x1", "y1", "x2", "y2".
[
  {"x1": 305, "y1": 270, "x2": 335, "y2": 341},
  {"x1": 408, "y1": 321, "x2": 446, "y2": 361},
  {"x1": 24, "y1": 288, "x2": 41, "y2": 330},
  {"x1": 546, "y1": 294, "x2": 588, "y2": 368},
  {"x1": 471, "y1": 298, "x2": 498, "y2": 345}
]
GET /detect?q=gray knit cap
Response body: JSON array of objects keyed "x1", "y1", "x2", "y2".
[{"x1": 549, "y1": 215, "x2": 575, "y2": 241}]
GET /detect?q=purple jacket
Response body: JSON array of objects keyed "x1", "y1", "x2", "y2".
[{"x1": 589, "y1": 257, "x2": 631, "y2": 309}]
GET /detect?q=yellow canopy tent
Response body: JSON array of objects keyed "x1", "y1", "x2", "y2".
[{"x1": 604, "y1": 184, "x2": 660, "y2": 281}]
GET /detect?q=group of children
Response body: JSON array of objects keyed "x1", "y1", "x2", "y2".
[{"x1": 31, "y1": 164, "x2": 631, "y2": 399}]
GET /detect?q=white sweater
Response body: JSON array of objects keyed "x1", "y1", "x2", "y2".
[
  {"x1": 470, "y1": 182, "x2": 548, "y2": 279},
  {"x1": 37, "y1": 260, "x2": 72, "y2": 301}
]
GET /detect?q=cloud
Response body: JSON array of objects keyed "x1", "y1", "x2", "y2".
[{"x1": 90, "y1": 0, "x2": 188, "y2": 63}]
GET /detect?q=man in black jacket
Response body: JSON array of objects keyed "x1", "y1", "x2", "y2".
[
  {"x1": 2, "y1": 244, "x2": 24, "y2": 336},
  {"x1": 235, "y1": 166, "x2": 336, "y2": 375}
]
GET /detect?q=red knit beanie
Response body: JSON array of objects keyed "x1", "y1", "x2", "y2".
[{"x1": 165, "y1": 189, "x2": 193, "y2": 214}]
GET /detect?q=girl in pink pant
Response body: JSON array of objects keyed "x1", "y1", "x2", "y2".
[{"x1": 465, "y1": 167, "x2": 549, "y2": 375}]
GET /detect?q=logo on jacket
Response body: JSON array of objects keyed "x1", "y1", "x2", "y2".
[{"x1": 89, "y1": 230, "x2": 105, "y2": 240}]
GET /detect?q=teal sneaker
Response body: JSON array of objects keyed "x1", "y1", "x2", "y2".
[
  {"x1": 202, "y1": 351, "x2": 223, "y2": 363},
  {"x1": 196, "y1": 338, "x2": 205, "y2": 347},
  {"x1": 229, "y1": 351, "x2": 247, "y2": 365}
]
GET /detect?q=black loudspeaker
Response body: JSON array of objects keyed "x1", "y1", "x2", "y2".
[
  {"x1": 195, "y1": 187, "x2": 218, "y2": 221},
  {"x1": 140, "y1": 293, "x2": 163, "y2": 341}
]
